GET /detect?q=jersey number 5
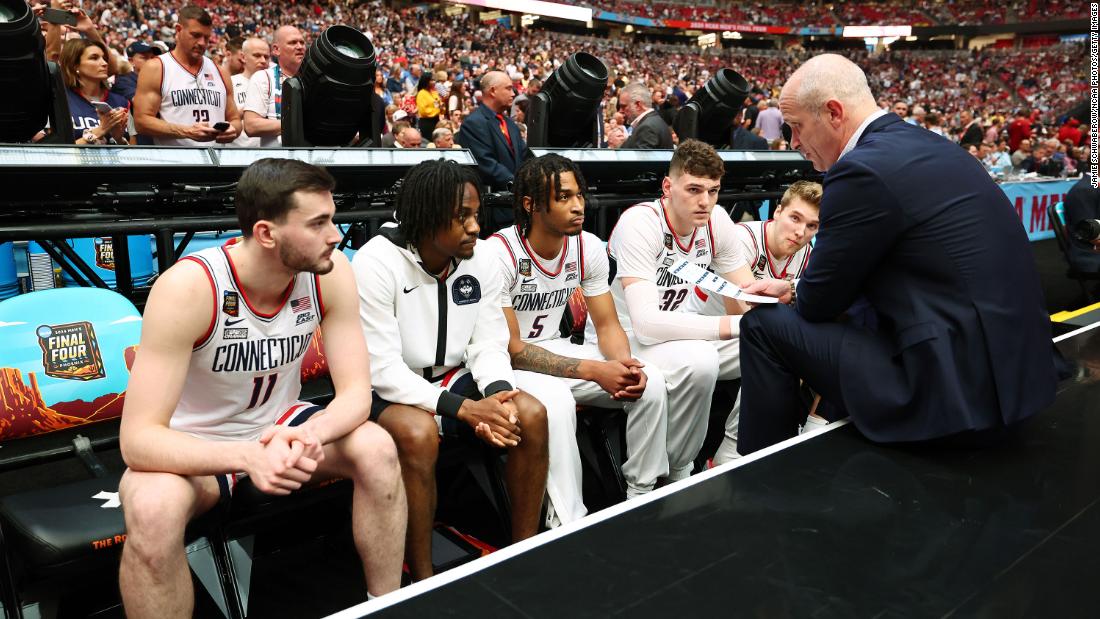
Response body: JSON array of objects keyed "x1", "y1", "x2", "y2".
[
  {"x1": 528, "y1": 314, "x2": 548, "y2": 339},
  {"x1": 247, "y1": 374, "x2": 277, "y2": 409}
]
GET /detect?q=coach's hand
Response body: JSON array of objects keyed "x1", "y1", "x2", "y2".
[
  {"x1": 585, "y1": 359, "x2": 644, "y2": 400},
  {"x1": 741, "y1": 278, "x2": 793, "y2": 305},
  {"x1": 458, "y1": 392, "x2": 522, "y2": 448}
]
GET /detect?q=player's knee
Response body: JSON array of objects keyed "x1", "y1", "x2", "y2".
[
  {"x1": 515, "y1": 393, "x2": 548, "y2": 440},
  {"x1": 384, "y1": 408, "x2": 439, "y2": 469},
  {"x1": 119, "y1": 471, "x2": 193, "y2": 553},
  {"x1": 686, "y1": 343, "x2": 721, "y2": 385},
  {"x1": 346, "y1": 423, "x2": 401, "y2": 483}
]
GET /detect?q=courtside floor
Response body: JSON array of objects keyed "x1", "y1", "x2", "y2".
[{"x1": 328, "y1": 322, "x2": 1100, "y2": 619}]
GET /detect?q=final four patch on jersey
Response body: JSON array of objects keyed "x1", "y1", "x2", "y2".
[
  {"x1": 755, "y1": 255, "x2": 768, "y2": 272},
  {"x1": 519, "y1": 259, "x2": 532, "y2": 277},
  {"x1": 222, "y1": 291, "x2": 239, "y2": 316},
  {"x1": 664, "y1": 233, "x2": 673, "y2": 250},
  {"x1": 452, "y1": 274, "x2": 481, "y2": 306}
]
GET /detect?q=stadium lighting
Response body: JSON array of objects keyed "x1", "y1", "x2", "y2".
[
  {"x1": 0, "y1": 0, "x2": 72, "y2": 143},
  {"x1": 526, "y1": 52, "x2": 608, "y2": 148},
  {"x1": 672, "y1": 68, "x2": 750, "y2": 149},
  {"x1": 281, "y1": 25, "x2": 379, "y2": 147}
]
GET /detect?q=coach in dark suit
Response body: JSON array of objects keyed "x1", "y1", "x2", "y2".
[
  {"x1": 455, "y1": 70, "x2": 530, "y2": 191},
  {"x1": 618, "y1": 83, "x2": 674, "y2": 149},
  {"x1": 737, "y1": 54, "x2": 1057, "y2": 455}
]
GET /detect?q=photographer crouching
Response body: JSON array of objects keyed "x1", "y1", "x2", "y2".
[{"x1": 1064, "y1": 174, "x2": 1100, "y2": 273}]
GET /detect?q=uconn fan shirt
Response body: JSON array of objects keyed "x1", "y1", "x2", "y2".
[
  {"x1": 155, "y1": 53, "x2": 228, "y2": 146},
  {"x1": 170, "y1": 246, "x2": 322, "y2": 441},
  {"x1": 66, "y1": 88, "x2": 131, "y2": 142}
]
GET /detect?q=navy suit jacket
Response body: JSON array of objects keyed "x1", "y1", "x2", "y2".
[
  {"x1": 796, "y1": 114, "x2": 1057, "y2": 441},
  {"x1": 455, "y1": 103, "x2": 530, "y2": 190}
]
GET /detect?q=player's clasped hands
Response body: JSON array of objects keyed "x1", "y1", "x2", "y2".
[
  {"x1": 591, "y1": 359, "x2": 647, "y2": 401},
  {"x1": 458, "y1": 391, "x2": 522, "y2": 448},
  {"x1": 246, "y1": 425, "x2": 324, "y2": 495}
]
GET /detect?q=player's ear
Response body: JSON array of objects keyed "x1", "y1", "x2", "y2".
[
  {"x1": 522, "y1": 196, "x2": 533, "y2": 215},
  {"x1": 252, "y1": 220, "x2": 277, "y2": 249},
  {"x1": 661, "y1": 176, "x2": 671, "y2": 198}
]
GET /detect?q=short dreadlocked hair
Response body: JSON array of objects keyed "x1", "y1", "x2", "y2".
[
  {"x1": 394, "y1": 159, "x2": 483, "y2": 246},
  {"x1": 512, "y1": 153, "x2": 588, "y2": 236}
]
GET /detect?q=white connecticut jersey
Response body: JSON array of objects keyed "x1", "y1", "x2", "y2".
[
  {"x1": 171, "y1": 246, "x2": 322, "y2": 441},
  {"x1": 595, "y1": 198, "x2": 743, "y2": 338},
  {"x1": 228, "y1": 73, "x2": 260, "y2": 148},
  {"x1": 489, "y1": 227, "x2": 609, "y2": 344},
  {"x1": 682, "y1": 219, "x2": 812, "y2": 316},
  {"x1": 156, "y1": 53, "x2": 228, "y2": 147}
]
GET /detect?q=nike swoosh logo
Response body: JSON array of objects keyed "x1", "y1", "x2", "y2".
[
  {"x1": 403, "y1": 285, "x2": 419, "y2": 294},
  {"x1": 224, "y1": 318, "x2": 245, "y2": 326},
  {"x1": 521, "y1": 278, "x2": 535, "y2": 284}
]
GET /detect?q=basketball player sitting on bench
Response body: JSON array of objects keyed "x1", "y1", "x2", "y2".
[
  {"x1": 352, "y1": 159, "x2": 549, "y2": 582},
  {"x1": 594, "y1": 139, "x2": 771, "y2": 482},
  {"x1": 680, "y1": 180, "x2": 822, "y2": 463},
  {"x1": 489, "y1": 153, "x2": 672, "y2": 500},
  {"x1": 117, "y1": 159, "x2": 406, "y2": 619}
]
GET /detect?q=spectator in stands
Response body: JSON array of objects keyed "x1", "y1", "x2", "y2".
[
  {"x1": 352, "y1": 159, "x2": 550, "y2": 582},
  {"x1": 61, "y1": 39, "x2": 131, "y2": 145},
  {"x1": 512, "y1": 78, "x2": 540, "y2": 119},
  {"x1": 431, "y1": 127, "x2": 456, "y2": 149},
  {"x1": 911, "y1": 105, "x2": 927, "y2": 127},
  {"x1": 117, "y1": 159, "x2": 406, "y2": 616},
  {"x1": 395, "y1": 126, "x2": 423, "y2": 149},
  {"x1": 958, "y1": 109, "x2": 983, "y2": 148},
  {"x1": 456, "y1": 70, "x2": 531, "y2": 193},
  {"x1": 1012, "y1": 138, "x2": 1032, "y2": 168},
  {"x1": 221, "y1": 36, "x2": 245, "y2": 77},
  {"x1": 892, "y1": 101, "x2": 911, "y2": 123},
  {"x1": 924, "y1": 111, "x2": 945, "y2": 137},
  {"x1": 382, "y1": 118, "x2": 409, "y2": 148},
  {"x1": 448, "y1": 79, "x2": 468, "y2": 116},
  {"x1": 111, "y1": 41, "x2": 161, "y2": 104},
  {"x1": 982, "y1": 141, "x2": 1012, "y2": 174},
  {"x1": 228, "y1": 37, "x2": 268, "y2": 148},
  {"x1": 385, "y1": 62, "x2": 404, "y2": 99},
  {"x1": 1063, "y1": 174, "x2": 1100, "y2": 272},
  {"x1": 1058, "y1": 118, "x2": 1083, "y2": 146},
  {"x1": 1007, "y1": 109, "x2": 1033, "y2": 152},
  {"x1": 243, "y1": 25, "x2": 305, "y2": 147},
  {"x1": 756, "y1": 99, "x2": 784, "y2": 142},
  {"x1": 416, "y1": 73, "x2": 442, "y2": 138},
  {"x1": 619, "y1": 82, "x2": 673, "y2": 149},
  {"x1": 1022, "y1": 140, "x2": 1064, "y2": 176},
  {"x1": 133, "y1": 6, "x2": 240, "y2": 146},
  {"x1": 731, "y1": 109, "x2": 768, "y2": 150}
]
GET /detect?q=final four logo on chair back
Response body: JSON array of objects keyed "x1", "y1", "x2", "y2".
[
  {"x1": 94, "y1": 238, "x2": 115, "y2": 271},
  {"x1": 36, "y1": 321, "x2": 106, "y2": 381}
]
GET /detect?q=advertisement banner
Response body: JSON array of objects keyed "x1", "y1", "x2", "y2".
[{"x1": 1000, "y1": 179, "x2": 1076, "y2": 242}]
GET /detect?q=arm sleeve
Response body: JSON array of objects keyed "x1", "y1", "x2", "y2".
[
  {"x1": 709, "y1": 207, "x2": 750, "y2": 274},
  {"x1": 355, "y1": 249, "x2": 452, "y2": 416},
  {"x1": 467, "y1": 261, "x2": 516, "y2": 395},
  {"x1": 610, "y1": 209, "x2": 723, "y2": 344},
  {"x1": 795, "y1": 159, "x2": 904, "y2": 322},
  {"x1": 242, "y1": 71, "x2": 270, "y2": 118},
  {"x1": 624, "y1": 280, "x2": 723, "y2": 344}
]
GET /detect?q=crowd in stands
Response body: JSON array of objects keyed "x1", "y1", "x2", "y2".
[
  {"x1": 585, "y1": 0, "x2": 1086, "y2": 26},
  {"x1": 34, "y1": 0, "x2": 1089, "y2": 175}
]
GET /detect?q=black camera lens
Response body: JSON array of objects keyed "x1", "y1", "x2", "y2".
[{"x1": 1070, "y1": 219, "x2": 1100, "y2": 243}]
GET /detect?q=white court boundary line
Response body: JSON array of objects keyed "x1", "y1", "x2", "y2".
[
  {"x1": 329, "y1": 327, "x2": 1090, "y2": 618},
  {"x1": 323, "y1": 419, "x2": 851, "y2": 619},
  {"x1": 1053, "y1": 319, "x2": 1100, "y2": 343}
]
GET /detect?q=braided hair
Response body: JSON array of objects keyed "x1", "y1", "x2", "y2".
[
  {"x1": 512, "y1": 153, "x2": 588, "y2": 237},
  {"x1": 395, "y1": 159, "x2": 483, "y2": 246}
]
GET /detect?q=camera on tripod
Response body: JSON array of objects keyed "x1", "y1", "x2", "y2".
[{"x1": 1071, "y1": 219, "x2": 1100, "y2": 243}]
